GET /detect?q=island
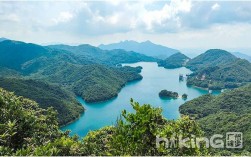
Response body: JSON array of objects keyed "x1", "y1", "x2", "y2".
[
  {"x1": 182, "y1": 93, "x2": 188, "y2": 99},
  {"x1": 159, "y1": 90, "x2": 178, "y2": 99}
]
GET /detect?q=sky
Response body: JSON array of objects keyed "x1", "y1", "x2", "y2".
[{"x1": 1, "y1": 0, "x2": 251, "y2": 55}]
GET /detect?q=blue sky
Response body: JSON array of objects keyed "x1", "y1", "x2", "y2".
[{"x1": 1, "y1": 0, "x2": 251, "y2": 54}]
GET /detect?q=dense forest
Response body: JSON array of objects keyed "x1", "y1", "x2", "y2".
[
  {"x1": 48, "y1": 44, "x2": 157, "y2": 65},
  {"x1": 159, "y1": 90, "x2": 179, "y2": 99},
  {"x1": 0, "y1": 88, "x2": 208, "y2": 156},
  {"x1": 0, "y1": 40, "x2": 152, "y2": 124},
  {"x1": 180, "y1": 84, "x2": 251, "y2": 155},
  {"x1": 186, "y1": 49, "x2": 251, "y2": 90},
  {"x1": 0, "y1": 78, "x2": 84, "y2": 125},
  {"x1": 186, "y1": 49, "x2": 237, "y2": 71},
  {"x1": 158, "y1": 52, "x2": 190, "y2": 69}
]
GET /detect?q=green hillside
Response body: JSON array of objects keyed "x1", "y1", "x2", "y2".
[
  {"x1": 0, "y1": 78, "x2": 84, "y2": 125},
  {"x1": 186, "y1": 49, "x2": 251, "y2": 90},
  {"x1": 0, "y1": 88, "x2": 207, "y2": 156},
  {"x1": 158, "y1": 52, "x2": 190, "y2": 69},
  {"x1": 49, "y1": 44, "x2": 157, "y2": 65},
  {"x1": 186, "y1": 49, "x2": 237, "y2": 71},
  {"x1": 30, "y1": 61, "x2": 143, "y2": 102},
  {"x1": 187, "y1": 59, "x2": 251, "y2": 89},
  {"x1": 0, "y1": 40, "x2": 53, "y2": 72},
  {"x1": 0, "y1": 40, "x2": 145, "y2": 103},
  {"x1": 180, "y1": 84, "x2": 251, "y2": 155}
]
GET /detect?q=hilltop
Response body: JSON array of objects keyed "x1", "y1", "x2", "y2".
[
  {"x1": 186, "y1": 49, "x2": 251, "y2": 90},
  {"x1": 158, "y1": 52, "x2": 190, "y2": 69},
  {"x1": 186, "y1": 49, "x2": 237, "y2": 71}
]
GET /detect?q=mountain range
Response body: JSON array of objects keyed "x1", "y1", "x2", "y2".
[
  {"x1": 0, "y1": 37, "x2": 8, "y2": 42},
  {"x1": 0, "y1": 39, "x2": 155, "y2": 125},
  {"x1": 99, "y1": 40, "x2": 179, "y2": 59},
  {"x1": 232, "y1": 52, "x2": 251, "y2": 62}
]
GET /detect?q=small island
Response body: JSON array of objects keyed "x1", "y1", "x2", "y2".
[
  {"x1": 159, "y1": 90, "x2": 178, "y2": 99},
  {"x1": 182, "y1": 93, "x2": 188, "y2": 99}
]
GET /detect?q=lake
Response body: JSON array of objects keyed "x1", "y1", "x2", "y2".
[{"x1": 61, "y1": 62, "x2": 220, "y2": 137}]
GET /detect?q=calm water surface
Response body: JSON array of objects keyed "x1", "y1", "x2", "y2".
[{"x1": 61, "y1": 62, "x2": 220, "y2": 137}]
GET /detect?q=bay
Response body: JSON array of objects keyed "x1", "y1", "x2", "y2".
[{"x1": 61, "y1": 62, "x2": 220, "y2": 137}]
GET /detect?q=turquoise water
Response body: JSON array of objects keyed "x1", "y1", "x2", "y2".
[{"x1": 61, "y1": 62, "x2": 220, "y2": 137}]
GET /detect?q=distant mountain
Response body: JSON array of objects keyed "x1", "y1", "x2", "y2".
[
  {"x1": 0, "y1": 37, "x2": 8, "y2": 42},
  {"x1": 158, "y1": 52, "x2": 190, "y2": 69},
  {"x1": 186, "y1": 49, "x2": 237, "y2": 71},
  {"x1": 99, "y1": 40, "x2": 179, "y2": 59},
  {"x1": 232, "y1": 52, "x2": 251, "y2": 62},
  {"x1": 0, "y1": 40, "x2": 54, "y2": 72},
  {"x1": 49, "y1": 44, "x2": 158, "y2": 65}
]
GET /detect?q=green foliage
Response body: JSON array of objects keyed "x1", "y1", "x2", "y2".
[
  {"x1": 158, "y1": 52, "x2": 190, "y2": 69},
  {"x1": 30, "y1": 62, "x2": 142, "y2": 103},
  {"x1": 0, "y1": 78, "x2": 84, "y2": 125},
  {"x1": 180, "y1": 84, "x2": 251, "y2": 154},
  {"x1": 0, "y1": 89, "x2": 207, "y2": 156},
  {"x1": 82, "y1": 99, "x2": 207, "y2": 156},
  {"x1": 81, "y1": 126, "x2": 115, "y2": 156},
  {"x1": 0, "y1": 88, "x2": 60, "y2": 155},
  {"x1": 159, "y1": 90, "x2": 179, "y2": 99},
  {"x1": 16, "y1": 136, "x2": 85, "y2": 156}
]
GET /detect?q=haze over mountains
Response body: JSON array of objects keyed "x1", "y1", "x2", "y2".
[
  {"x1": 99, "y1": 40, "x2": 179, "y2": 59},
  {"x1": 233, "y1": 52, "x2": 251, "y2": 62}
]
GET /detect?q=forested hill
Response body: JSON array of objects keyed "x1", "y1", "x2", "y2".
[
  {"x1": 48, "y1": 44, "x2": 158, "y2": 65},
  {"x1": 179, "y1": 84, "x2": 251, "y2": 154},
  {"x1": 0, "y1": 78, "x2": 84, "y2": 125},
  {"x1": 0, "y1": 40, "x2": 149, "y2": 124},
  {"x1": 158, "y1": 52, "x2": 190, "y2": 69},
  {"x1": 0, "y1": 40, "x2": 53, "y2": 72},
  {"x1": 186, "y1": 49, "x2": 251, "y2": 90},
  {"x1": 186, "y1": 49, "x2": 237, "y2": 71}
]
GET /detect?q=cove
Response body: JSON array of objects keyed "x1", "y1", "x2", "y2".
[{"x1": 61, "y1": 62, "x2": 220, "y2": 137}]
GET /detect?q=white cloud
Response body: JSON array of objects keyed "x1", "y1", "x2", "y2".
[
  {"x1": 52, "y1": 11, "x2": 74, "y2": 24},
  {"x1": 211, "y1": 3, "x2": 220, "y2": 11},
  {"x1": 0, "y1": 1, "x2": 251, "y2": 54}
]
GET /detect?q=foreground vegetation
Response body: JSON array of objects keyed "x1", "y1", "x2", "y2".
[
  {"x1": 0, "y1": 78, "x2": 84, "y2": 125},
  {"x1": 1, "y1": 88, "x2": 208, "y2": 156},
  {"x1": 180, "y1": 84, "x2": 251, "y2": 155}
]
